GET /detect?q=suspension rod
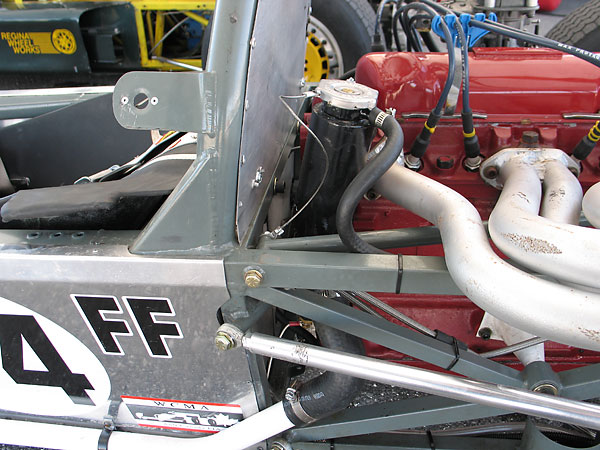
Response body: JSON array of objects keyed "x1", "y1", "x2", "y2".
[{"x1": 242, "y1": 332, "x2": 600, "y2": 430}]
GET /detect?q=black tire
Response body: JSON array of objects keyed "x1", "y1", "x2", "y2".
[
  {"x1": 310, "y1": 0, "x2": 377, "y2": 77},
  {"x1": 546, "y1": 0, "x2": 600, "y2": 51}
]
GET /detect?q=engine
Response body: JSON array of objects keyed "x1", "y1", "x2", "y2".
[
  {"x1": 354, "y1": 47, "x2": 600, "y2": 370},
  {"x1": 291, "y1": 47, "x2": 600, "y2": 373}
]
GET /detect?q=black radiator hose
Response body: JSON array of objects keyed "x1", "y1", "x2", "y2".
[
  {"x1": 336, "y1": 108, "x2": 404, "y2": 254},
  {"x1": 283, "y1": 322, "x2": 365, "y2": 424}
]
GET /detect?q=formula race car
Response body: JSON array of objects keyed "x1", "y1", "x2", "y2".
[{"x1": 2, "y1": 0, "x2": 600, "y2": 450}]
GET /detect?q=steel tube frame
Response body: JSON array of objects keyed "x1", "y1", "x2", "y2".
[
  {"x1": 257, "y1": 226, "x2": 442, "y2": 251},
  {"x1": 242, "y1": 332, "x2": 600, "y2": 430},
  {"x1": 247, "y1": 288, "x2": 522, "y2": 386}
]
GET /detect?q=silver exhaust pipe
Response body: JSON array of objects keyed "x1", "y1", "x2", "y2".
[
  {"x1": 374, "y1": 162, "x2": 600, "y2": 351},
  {"x1": 488, "y1": 157, "x2": 600, "y2": 289}
]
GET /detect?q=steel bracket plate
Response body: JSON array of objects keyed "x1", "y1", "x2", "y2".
[
  {"x1": 235, "y1": 0, "x2": 310, "y2": 243},
  {"x1": 112, "y1": 71, "x2": 216, "y2": 133}
]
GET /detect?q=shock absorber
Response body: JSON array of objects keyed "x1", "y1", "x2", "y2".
[{"x1": 293, "y1": 79, "x2": 378, "y2": 237}]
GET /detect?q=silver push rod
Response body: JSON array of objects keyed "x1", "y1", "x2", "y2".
[{"x1": 242, "y1": 332, "x2": 600, "y2": 430}]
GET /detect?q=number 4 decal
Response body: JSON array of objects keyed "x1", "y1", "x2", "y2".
[
  {"x1": 72, "y1": 295, "x2": 183, "y2": 358},
  {"x1": 0, "y1": 315, "x2": 94, "y2": 404}
]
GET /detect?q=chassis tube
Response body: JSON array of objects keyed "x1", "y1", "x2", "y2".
[
  {"x1": 242, "y1": 332, "x2": 600, "y2": 430},
  {"x1": 374, "y1": 163, "x2": 600, "y2": 351},
  {"x1": 490, "y1": 159, "x2": 600, "y2": 289},
  {"x1": 0, "y1": 402, "x2": 294, "y2": 450}
]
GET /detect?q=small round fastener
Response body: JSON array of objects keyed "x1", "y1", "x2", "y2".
[
  {"x1": 244, "y1": 269, "x2": 263, "y2": 288},
  {"x1": 214, "y1": 331, "x2": 235, "y2": 351}
]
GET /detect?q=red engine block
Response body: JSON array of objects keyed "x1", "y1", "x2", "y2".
[{"x1": 352, "y1": 48, "x2": 600, "y2": 371}]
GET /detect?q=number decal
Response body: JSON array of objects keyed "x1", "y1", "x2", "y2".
[
  {"x1": 0, "y1": 296, "x2": 110, "y2": 416},
  {"x1": 71, "y1": 295, "x2": 133, "y2": 355},
  {"x1": 123, "y1": 297, "x2": 183, "y2": 358},
  {"x1": 0, "y1": 315, "x2": 94, "y2": 404},
  {"x1": 73, "y1": 295, "x2": 183, "y2": 358}
]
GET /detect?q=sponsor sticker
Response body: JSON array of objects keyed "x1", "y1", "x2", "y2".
[
  {"x1": 122, "y1": 396, "x2": 243, "y2": 433},
  {"x1": 0, "y1": 29, "x2": 77, "y2": 55}
]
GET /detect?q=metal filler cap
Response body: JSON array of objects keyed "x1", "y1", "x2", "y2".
[{"x1": 315, "y1": 79, "x2": 379, "y2": 110}]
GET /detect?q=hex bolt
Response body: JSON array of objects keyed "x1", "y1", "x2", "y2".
[
  {"x1": 521, "y1": 130, "x2": 539, "y2": 147},
  {"x1": 483, "y1": 166, "x2": 499, "y2": 180},
  {"x1": 436, "y1": 156, "x2": 454, "y2": 170},
  {"x1": 214, "y1": 331, "x2": 235, "y2": 351},
  {"x1": 478, "y1": 327, "x2": 492, "y2": 340},
  {"x1": 244, "y1": 269, "x2": 263, "y2": 288}
]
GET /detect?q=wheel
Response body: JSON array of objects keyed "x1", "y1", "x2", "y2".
[
  {"x1": 208, "y1": 418, "x2": 217, "y2": 426},
  {"x1": 305, "y1": 0, "x2": 377, "y2": 81},
  {"x1": 546, "y1": 0, "x2": 600, "y2": 51}
]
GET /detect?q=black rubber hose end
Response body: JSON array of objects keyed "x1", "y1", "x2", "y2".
[
  {"x1": 573, "y1": 122, "x2": 600, "y2": 161},
  {"x1": 463, "y1": 134, "x2": 481, "y2": 159},
  {"x1": 336, "y1": 108, "x2": 404, "y2": 254},
  {"x1": 572, "y1": 136, "x2": 597, "y2": 161},
  {"x1": 297, "y1": 324, "x2": 365, "y2": 421}
]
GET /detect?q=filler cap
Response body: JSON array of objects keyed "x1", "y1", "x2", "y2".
[{"x1": 315, "y1": 79, "x2": 378, "y2": 111}]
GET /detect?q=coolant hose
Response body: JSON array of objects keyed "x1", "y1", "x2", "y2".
[
  {"x1": 336, "y1": 108, "x2": 404, "y2": 254},
  {"x1": 282, "y1": 323, "x2": 364, "y2": 424}
]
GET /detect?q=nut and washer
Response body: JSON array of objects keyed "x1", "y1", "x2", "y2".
[
  {"x1": 533, "y1": 383, "x2": 559, "y2": 396},
  {"x1": 214, "y1": 331, "x2": 235, "y2": 351},
  {"x1": 244, "y1": 269, "x2": 263, "y2": 288}
]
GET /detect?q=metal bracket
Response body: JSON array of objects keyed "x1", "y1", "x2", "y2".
[
  {"x1": 112, "y1": 71, "x2": 216, "y2": 133},
  {"x1": 97, "y1": 400, "x2": 121, "y2": 450}
]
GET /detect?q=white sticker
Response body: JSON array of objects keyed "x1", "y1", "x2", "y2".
[
  {"x1": 122, "y1": 396, "x2": 243, "y2": 433},
  {"x1": 0, "y1": 297, "x2": 111, "y2": 416}
]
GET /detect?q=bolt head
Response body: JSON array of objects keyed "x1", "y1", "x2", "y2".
[
  {"x1": 244, "y1": 269, "x2": 263, "y2": 288},
  {"x1": 483, "y1": 166, "x2": 498, "y2": 180},
  {"x1": 436, "y1": 156, "x2": 454, "y2": 170},
  {"x1": 478, "y1": 327, "x2": 492, "y2": 340},
  {"x1": 215, "y1": 332, "x2": 234, "y2": 351}
]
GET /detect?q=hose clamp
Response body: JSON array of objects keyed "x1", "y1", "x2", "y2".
[
  {"x1": 290, "y1": 397, "x2": 316, "y2": 424},
  {"x1": 374, "y1": 111, "x2": 389, "y2": 128},
  {"x1": 285, "y1": 388, "x2": 316, "y2": 424}
]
